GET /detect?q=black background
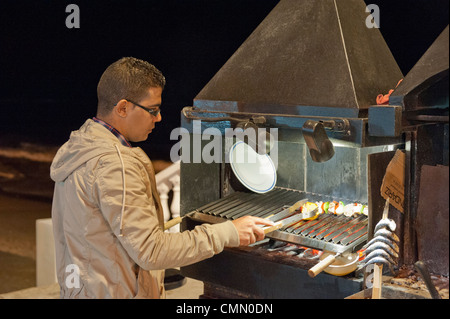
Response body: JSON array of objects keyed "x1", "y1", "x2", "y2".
[{"x1": 0, "y1": 0, "x2": 448, "y2": 159}]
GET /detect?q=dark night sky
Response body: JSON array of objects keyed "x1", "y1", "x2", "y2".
[{"x1": 0, "y1": 0, "x2": 448, "y2": 159}]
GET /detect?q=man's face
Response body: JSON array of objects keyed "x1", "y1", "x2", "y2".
[{"x1": 125, "y1": 86, "x2": 162, "y2": 142}]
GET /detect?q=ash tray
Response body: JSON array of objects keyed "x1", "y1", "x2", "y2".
[{"x1": 321, "y1": 252, "x2": 359, "y2": 276}]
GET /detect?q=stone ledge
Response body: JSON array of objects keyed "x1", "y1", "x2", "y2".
[{"x1": 0, "y1": 283, "x2": 60, "y2": 299}]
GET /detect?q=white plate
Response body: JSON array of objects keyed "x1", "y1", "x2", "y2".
[{"x1": 229, "y1": 141, "x2": 277, "y2": 193}]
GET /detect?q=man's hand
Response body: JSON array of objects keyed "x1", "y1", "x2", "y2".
[{"x1": 231, "y1": 216, "x2": 275, "y2": 246}]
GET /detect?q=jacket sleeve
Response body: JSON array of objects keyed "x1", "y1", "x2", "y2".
[{"x1": 94, "y1": 154, "x2": 240, "y2": 271}]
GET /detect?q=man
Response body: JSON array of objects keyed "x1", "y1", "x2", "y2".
[{"x1": 50, "y1": 57, "x2": 273, "y2": 298}]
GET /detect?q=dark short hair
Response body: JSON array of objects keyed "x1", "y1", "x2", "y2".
[{"x1": 96, "y1": 57, "x2": 166, "y2": 116}]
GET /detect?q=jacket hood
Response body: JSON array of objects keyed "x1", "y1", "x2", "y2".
[
  {"x1": 51, "y1": 119, "x2": 159, "y2": 237},
  {"x1": 50, "y1": 119, "x2": 124, "y2": 182}
]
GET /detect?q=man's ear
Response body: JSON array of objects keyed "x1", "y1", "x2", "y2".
[{"x1": 115, "y1": 99, "x2": 128, "y2": 118}]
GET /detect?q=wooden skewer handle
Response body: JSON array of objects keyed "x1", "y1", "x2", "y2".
[
  {"x1": 308, "y1": 254, "x2": 337, "y2": 278},
  {"x1": 263, "y1": 221, "x2": 283, "y2": 234},
  {"x1": 164, "y1": 216, "x2": 183, "y2": 230},
  {"x1": 372, "y1": 264, "x2": 383, "y2": 299}
]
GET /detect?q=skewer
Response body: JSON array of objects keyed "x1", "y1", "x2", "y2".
[{"x1": 372, "y1": 198, "x2": 389, "y2": 299}]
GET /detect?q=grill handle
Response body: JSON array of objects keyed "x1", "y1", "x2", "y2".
[
  {"x1": 182, "y1": 106, "x2": 266, "y2": 124},
  {"x1": 302, "y1": 120, "x2": 335, "y2": 163}
]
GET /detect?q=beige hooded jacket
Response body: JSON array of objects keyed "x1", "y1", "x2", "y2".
[{"x1": 50, "y1": 119, "x2": 239, "y2": 298}]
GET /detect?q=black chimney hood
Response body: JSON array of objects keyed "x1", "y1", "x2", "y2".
[
  {"x1": 389, "y1": 25, "x2": 449, "y2": 112},
  {"x1": 193, "y1": 0, "x2": 403, "y2": 118}
]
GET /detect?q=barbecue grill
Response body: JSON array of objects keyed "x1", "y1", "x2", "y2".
[{"x1": 176, "y1": 0, "x2": 448, "y2": 298}]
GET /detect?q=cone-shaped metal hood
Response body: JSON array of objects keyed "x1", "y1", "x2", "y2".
[{"x1": 194, "y1": 0, "x2": 403, "y2": 118}]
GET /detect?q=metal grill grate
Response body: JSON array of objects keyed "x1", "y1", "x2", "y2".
[{"x1": 192, "y1": 189, "x2": 368, "y2": 253}]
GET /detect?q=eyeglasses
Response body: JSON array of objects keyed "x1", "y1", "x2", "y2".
[{"x1": 126, "y1": 99, "x2": 161, "y2": 117}]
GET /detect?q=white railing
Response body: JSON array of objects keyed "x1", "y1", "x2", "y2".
[
  {"x1": 155, "y1": 160, "x2": 181, "y2": 233},
  {"x1": 36, "y1": 219, "x2": 57, "y2": 287},
  {"x1": 36, "y1": 160, "x2": 181, "y2": 286}
]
